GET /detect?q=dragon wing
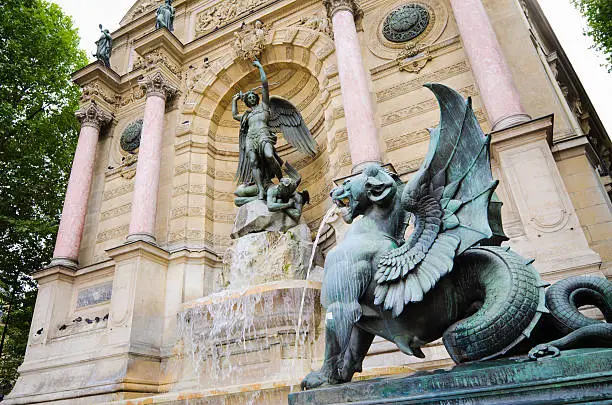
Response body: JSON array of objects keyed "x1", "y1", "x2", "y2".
[
  {"x1": 283, "y1": 161, "x2": 302, "y2": 187},
  {"x1": 269, "y1": 96, "x2": 317, "y2": 157},
  {"x1": 374, "y1": 84, "x2": 498, "y2": 317},
  {"x1": 235, "y1": 113, "x2": 253, "y2": 185}
]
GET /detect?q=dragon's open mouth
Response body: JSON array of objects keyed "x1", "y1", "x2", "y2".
[
  {"x1": 331, "y1": 187, "x2": 354, "y2": 223},
  {"x1": 334, "y1": 196, "x2": 351, "y2": 208}
]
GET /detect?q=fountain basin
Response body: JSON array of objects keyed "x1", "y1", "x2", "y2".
[{"x1": 175, "y1": 280, "x2": 323, "y2": 392}]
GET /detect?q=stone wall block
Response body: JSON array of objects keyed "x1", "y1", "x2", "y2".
[{"x1": 491, "y1": 117, "x2": 601, "y2": 276}]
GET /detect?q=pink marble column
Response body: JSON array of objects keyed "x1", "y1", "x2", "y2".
[
  {"x1": 51, "y1": 102, "x2": 112, "y2": 268},
  {"x1": 324, "y1": 0, "x2": 382, "y2": 173},
  {"x1": 450, "y1": 0, "x2": 531, "y2": 131},
  {"x1": 127, "y1": 73, "x2": 177, "y2": 243}
]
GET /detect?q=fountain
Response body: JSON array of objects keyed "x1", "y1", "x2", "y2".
[{"x1": 164, "y1": 210, "x2": 338, "y2": 404}]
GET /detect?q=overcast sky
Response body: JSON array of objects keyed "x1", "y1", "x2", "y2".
[{"x1": 52, "y1": 0, "x2": 611, "y2": 135}]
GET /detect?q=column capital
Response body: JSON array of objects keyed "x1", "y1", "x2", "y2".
[
  {"x1": 139, "y1": 72, "x2": 179, "y2": 100},
  {"x1": 323, "y1": 0, "x2": 361, "y2": 19},
  {"x1": 75, "y1": 101, "x2": 113, "y2": 130}
]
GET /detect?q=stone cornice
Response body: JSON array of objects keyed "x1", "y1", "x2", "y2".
[
  {"x1": 139, "y1": 72, "x2": 179, "y2": 100},
  {"x1": 75, "y1": 101, "x2": 113, "y2": 130}
]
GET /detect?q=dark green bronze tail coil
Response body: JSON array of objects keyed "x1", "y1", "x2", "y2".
[
  {"x1": 546, "y1": 275, "x2": 612, "y2": 333},
  {"x1": 443, "y1": 246, "x2": 547, "y2": 363}
]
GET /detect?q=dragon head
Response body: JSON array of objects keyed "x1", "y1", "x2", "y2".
[{"x1": 331, "y1": 164, "x2": 400, "y2": 224}]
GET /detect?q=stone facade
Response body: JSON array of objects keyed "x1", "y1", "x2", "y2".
[{"x1": 5, "y1": 0, "x2": 612, "y2": 404}]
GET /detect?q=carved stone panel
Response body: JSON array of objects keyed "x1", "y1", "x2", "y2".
[{"x1": 76, "y1": 282, "x2": 113, "y2": 308}]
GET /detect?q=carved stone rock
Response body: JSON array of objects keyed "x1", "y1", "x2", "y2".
[
  {"x1": 231, "y1": 199, "x2": 300, "y2": 239},
  {"x1": 224, "y1": 223, "x2": 313, "y2": 289}
]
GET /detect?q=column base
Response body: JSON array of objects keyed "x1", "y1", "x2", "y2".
[
  {"x1": 47, "y1": 257, "x2": 78, "y2": 270},
  {"x1": 126, "y1": 233, "x2": 157, "y2": 244},
  {"x1": 491, "y1": 113, "x2": 532, "y2": 132}
]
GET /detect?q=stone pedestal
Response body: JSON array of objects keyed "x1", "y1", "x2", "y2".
[
  {"x1": 231, "y1": 199, "x2": 301, "y2": 239},
  {"x1": 4, "y1": 241, "x2": 170, "y2": 405},
  {"x1": 289, "y1": 348, "x2": 612, "y2": 404},
  {"x1": 224, "y1": 224, "x2": 313, "y2": 288}
]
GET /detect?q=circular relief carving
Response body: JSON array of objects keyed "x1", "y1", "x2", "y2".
[
  {"x1": 120, "y1": 119, "x2": 143, "y2": 153},
  {"x1": 383, "y1": 4, "x2": 430, "y2": 43},
  {"x1": 366, "y1": 0, "x2": 448, "y2": 60}
]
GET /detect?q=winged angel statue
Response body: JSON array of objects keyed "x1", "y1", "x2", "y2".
[
  {"x1": 232, "y1": 60, "x2": 317, "y2": 202},
  {"x1": 301, "y1": 84, "x2": 612, "y2": 389}
]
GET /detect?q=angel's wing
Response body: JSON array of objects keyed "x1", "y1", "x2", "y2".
[
  {"x1": 269, "y1": 96, "x2": 317, "y2": 157},
  {"x1": 374, "y1": 84, "x2": 498, "y2": 317},
  {"x1": 236, "y1": 113, "x2": 253, "y2": 185}
]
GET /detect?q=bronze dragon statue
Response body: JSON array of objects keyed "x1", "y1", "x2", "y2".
[{"x1": 301, "y1": 84, "x2": 612, "y2": 390}]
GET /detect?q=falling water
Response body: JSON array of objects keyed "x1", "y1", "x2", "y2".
[{"x1": 291, "y1": 205, "x2": 339, "y2": 392}]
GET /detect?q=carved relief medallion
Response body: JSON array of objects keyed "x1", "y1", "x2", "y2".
[
  {"x1": 383, "y1": 4, "x2": 430, "y2": 43},
  {"x1": 366, "y1": 0, "x2": 447, "y2": 60},
  {"x1": 120, "y1": 119, "x2": 143, "y2": 153}
]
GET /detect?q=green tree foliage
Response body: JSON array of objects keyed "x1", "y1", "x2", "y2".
[
  {"x1": 571, "y1": 0, "x2": 612, "y2": 72},
  {"x1": 0, "y1": 0, "x2": 87, "y2": 395}
]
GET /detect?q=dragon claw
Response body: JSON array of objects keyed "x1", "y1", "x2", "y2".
[
  {"x1": 301, "y1": 371, "x2": 329, "y2": 391},
  {"x1": 528, "y1": 344, "x2": 561, "y2": 360}
]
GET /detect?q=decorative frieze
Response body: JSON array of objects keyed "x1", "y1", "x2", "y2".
[
  {"x1": 119, "y1": 85, "x2": 147, "y2": 108},
  {"x1": 75, "y1": 101, "x2": 113, "y2": 130},
  {"x1": 376, "y1": 60, "x2": 470, "y2": 102},
  {"x1": 381, "y1": 85, "x2": 477, "y2": 127},
  {"x1": 139, "y1": 72, "x2": 179, "y2": 100},
  {"x1": 133, "y1": 49, "x2": 183, "y2": 80},
  {"x1": 81, "y1": 82, "x2": 119, "y2": 107},
  {"x1": 195, "y1": 0, "x2": 273, "y2": 38},
  {"x1": 103, "y1": 183, "x2": 135, "y2": 201},
  {"x1": 296, "y1": 13, "x2": 333, "y2": 38},
  {"x1": 100, "y1": 203, "x2": 132, "y2": 222},
  {"x1": 384, "y1": 109, "x2": 487, "y2": 152},
  {"x1": 96, "y1": 225, "x2": 129, "y2": 243}
]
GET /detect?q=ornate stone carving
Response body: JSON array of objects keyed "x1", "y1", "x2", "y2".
[
  {"x1": 232, "y1": 20, "x2": 269, "y2": 61},
  {"x1": 75, "y1": 101, "x2": 113, "y2": 130},
  {"x1": 125, "y1": 0, "x2": 162, "y2": 24},
  {"x1": 139, "y1": 72, "x2": 179, "y2": 100},
  {"x1": 323, "y1": 0, "x2": 361, "y2": 18},
  {"x1": 397, "y1": 43, "x2": 431, "y2": 73},
  {"x1": 81, "y1": 82, "x2": 118, "y2": 107},
  {"x1": 195, "y1": 0, "x2": 273, "y2": 38},
  {"x1": 132, "y1": 49, "x2": 182, "y2": 79},
  {"x1": 297, "y1": 13, "x2": 333, "y2": 38},
  {"x1": 184, "y1": 57, "x2": 211, "y2": 101},
  {"x1": 120, "y1": 85, "x2": 146, "y2": 107},
  {"x1": 120, "y1": 119, "x2": 143, "y2": 153},
  {"x1": 383, "y1": 4, "x2": 430, "y2": 43}
]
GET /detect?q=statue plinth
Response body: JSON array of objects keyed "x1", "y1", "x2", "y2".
[
  {"x1": 290, "y1": 348, "x2": 612, "y2": 405},
  {"x1": 231, "y1": 199, "x2": 301, "y2": 239}
]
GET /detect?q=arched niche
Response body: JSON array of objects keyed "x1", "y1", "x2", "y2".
[{"x1": 185, "y1": 30, "x2": 339, "y2": 244}]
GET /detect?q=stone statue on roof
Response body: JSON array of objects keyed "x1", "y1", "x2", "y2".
[
  {"x1": 156, "y1": 0, "x2": 175, "y2": 31},
  {"x1": 93, "y1": 24, "x2": 112, "y2": 68}
]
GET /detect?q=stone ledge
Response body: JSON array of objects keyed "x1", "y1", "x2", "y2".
[{"x1": 289, "y1": 348, "x2": 612, "y2": 404}]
